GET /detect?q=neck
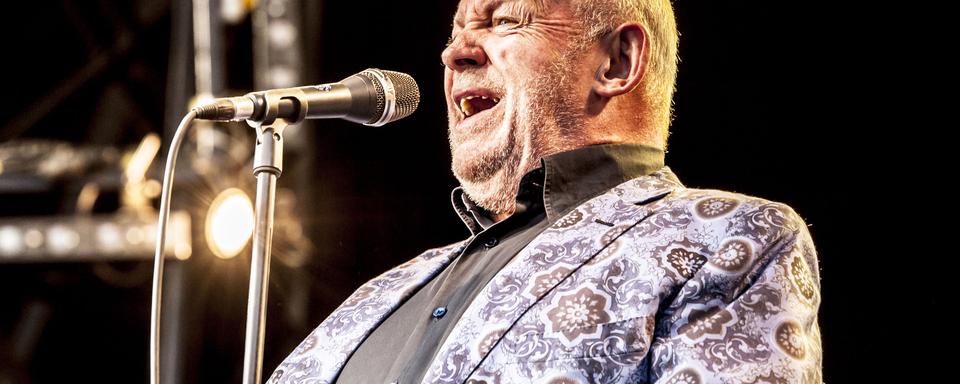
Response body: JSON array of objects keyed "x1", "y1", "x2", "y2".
[
  {"x1": 492, "y1": 207, "x2": 515, "y2": 223},
  {"x1": 586, "y1": 99, "x2": 666, "y2": 150}
]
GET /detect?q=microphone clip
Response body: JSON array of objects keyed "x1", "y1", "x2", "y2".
[{"x1": 244, "y1": 89, "x2": 309, "y2": 135}]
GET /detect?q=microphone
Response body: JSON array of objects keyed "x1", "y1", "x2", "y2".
[{"x1": 193, "y1": 68, "x2": 419, "y2": 127}]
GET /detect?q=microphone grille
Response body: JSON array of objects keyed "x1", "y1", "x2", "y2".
[
  {"x1": 381, "y1": 70, "x2": 420, "y2": 122},
  {"x1": 368, "y1": 73, "x2": 386, "y2": 120}
]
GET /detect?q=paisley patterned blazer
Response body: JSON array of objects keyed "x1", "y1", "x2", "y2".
[{"x1": 268, "y1": 167, "x2": 822, "y2": 383}]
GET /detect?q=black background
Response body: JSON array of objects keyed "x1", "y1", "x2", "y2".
[{"x1": 0, "y1": 1, "x2": 927, "y2": 383}]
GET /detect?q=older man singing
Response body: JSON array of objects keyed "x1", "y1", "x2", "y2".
[{"x1": 269, "y1": 0, "x2": 822, "y2": 383}]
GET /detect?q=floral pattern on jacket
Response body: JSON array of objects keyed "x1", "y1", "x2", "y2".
[{"x1": 268, "y1": 167, "x2": 822, "y2": 383}]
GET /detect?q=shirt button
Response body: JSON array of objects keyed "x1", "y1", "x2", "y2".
[
  {"x1": 432, "y1": 306, "x2": 447, "y2": 318},
  {"x1": 483, "y1": 237, "x2": 498, "y2": 248}
]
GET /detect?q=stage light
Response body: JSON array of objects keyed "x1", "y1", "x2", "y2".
[
  {"x1": 269, "y1": 21, "x2": 297, "y2": 46},
  {"x1": 205, "y1": 188, "x2": 254, "y2": 259},
  {"x1": 97, "y1": 223, "x2": 124, "y2": 252},
  {"x1": 126, "y1": 226, "x2": 146, "y2": 245},
  {"x1": 0, "y1": 226, "x2": 23, "y2": 256},
  {"x1": 46, "y1": 225, "x2": 80, "y2": 255},
  {"x1": 23, "y1": 229, "x2": 43, "y2": 249},
  {"x1": 175, "y1": 243, "x2": 193, "y2": 260}
]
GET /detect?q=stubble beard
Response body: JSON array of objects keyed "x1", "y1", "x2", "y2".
[{"x1": 448, "y1": 48, "x2": 587, "y2": 215}]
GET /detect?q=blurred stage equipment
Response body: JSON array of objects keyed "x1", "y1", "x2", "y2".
[
  {"x1": 0, "y1": 212, "x2": 192, "y2": 262},
  {"x1": 150, "y1": 68, "x2": 420, "y2": 384},
  {"x1": 253, "y1": 0, "x2": 303, "y2": 90},
  {"x1": 0, "y1": 137, "x2": 191, "y2": 263}
]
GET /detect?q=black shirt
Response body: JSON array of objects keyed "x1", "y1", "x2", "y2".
[{"x1": 335, "y1": 143, "x2": 665, "y2": 384}]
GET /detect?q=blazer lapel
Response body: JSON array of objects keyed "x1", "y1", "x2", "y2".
[
  {"x1": 268, "y1": 241, "x2": 466, "y2": 384},
  {"x1": 422, "y1": 167, "x2": 682, "y2": 383}
]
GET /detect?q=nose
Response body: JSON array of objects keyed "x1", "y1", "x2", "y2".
[{"x1": 441, "y1": 32, "x2": 488, "y2": 70}]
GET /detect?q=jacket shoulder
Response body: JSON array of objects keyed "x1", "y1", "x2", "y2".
[{"x1": 662, "y1": 187, "x2": 809, "y2": 235}]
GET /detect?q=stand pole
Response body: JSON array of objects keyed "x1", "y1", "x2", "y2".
[{"x1": 241, "y1": 126, "x2": 283, "y2": 384}]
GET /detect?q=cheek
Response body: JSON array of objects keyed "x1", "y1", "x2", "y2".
[{"x1": 490, "y1": 40, "x2": 558, "y2": 79}]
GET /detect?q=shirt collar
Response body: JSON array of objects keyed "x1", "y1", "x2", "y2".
[{"x1": 451, "y1": 143, "x2": 666, "y2": 235}]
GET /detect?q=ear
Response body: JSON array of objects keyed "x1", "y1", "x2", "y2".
[{"x1": 592, "y1": 23, "x2": 649, "y2": 98}]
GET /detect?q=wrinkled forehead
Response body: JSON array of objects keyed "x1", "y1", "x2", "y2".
[{"x1": 452, "y1": 0, "x2": 560, "y2": 27}]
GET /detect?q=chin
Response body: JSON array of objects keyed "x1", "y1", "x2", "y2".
[
  {"x1": 456, "y1": 169, "x2": 518, "y2": 214},
  {"x1": 450, "y1": 120, "x2": 516, "y2": 179},
  {"x1": 450, "y1": 149, "x2": 501, "y2": 186}
]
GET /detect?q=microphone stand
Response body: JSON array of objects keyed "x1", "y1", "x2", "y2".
[
  {"x1": 242, "y1": 124, "x2": 281, "y2": 384},
  {"x1": 241, "y1": 90, "x2": 299, "y2": 384}
]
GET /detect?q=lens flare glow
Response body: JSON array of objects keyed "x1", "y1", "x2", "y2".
[{"x1": 205, "y1": 188, "x2": 254, "y2": 259}]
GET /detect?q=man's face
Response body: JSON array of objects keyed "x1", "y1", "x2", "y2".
[{"x1": 442, "y1": 0, "x2": 593, "y2": 214}]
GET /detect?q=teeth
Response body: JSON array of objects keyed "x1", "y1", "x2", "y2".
[
  {"x1": 457, "y1": 95, "x2": 501, "y2": 118},
  {"x1": 460, "y1": 98, "x2": 474, "y2": 117}
]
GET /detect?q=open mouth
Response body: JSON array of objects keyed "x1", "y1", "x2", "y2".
[{"x1": 454, "y1": 91, "x2": 501, "y2": 119}]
